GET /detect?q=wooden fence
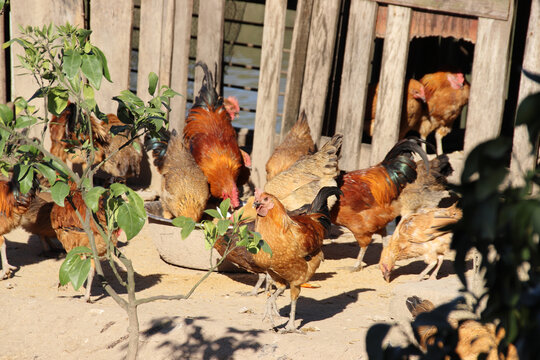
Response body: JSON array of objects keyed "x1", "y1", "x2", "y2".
[{"x1": 1, "y1": 0, "x2": 538, "y2": 190}]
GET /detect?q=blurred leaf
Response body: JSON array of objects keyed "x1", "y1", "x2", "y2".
[
  {"x1": 59, "y1": 246, "x2": 92, "y2": 290},
  {"x1": 35, "y1": 163, "x2": 57, "y2": 185},
  {"x1": 84, "y1": 186, "x2": 106, "y2": 212},
  {"x1": 172, "y1": 216, "x2": 196, "y2": 240},
  {"x1": 516, "y1": 93, "x2": 540, "y2": 148},
  {"x1": 18, "y1": 167, "x2": 34, "y2": 194},
  {"x1": 92, "y1": 46, "x2": 111, "y2": 82},
  {"x1": 217, "y1": 219, "x2": 230, "y2": 236},
  {"x1": 47, "y1": 87, "x2": 69, "y2": 116},
  {"x1": 63, "y1": 48, "x2": 81, "y2": 79},
  {"x1": 14, "y1": 115, "x2": 36, "y2": 129},
  {"x1": 204, "y1": 209, "x2": 222, "y2": 219},
  {"x1": 0, "y1": 103, "x2": 13, "y2": 124},
  {"x1": 81, "y1": 53, "x2": 102, "y2": 89},
  {"x1": 219, "y1": 199, "x2": 231, "y2": 218},
  {"x1": 366, "y1": 323, "x2": 392, "y2": 360},
  {"x1": 109, "y1": 183, "x2": 128, "y2": 197},
  {"x1": 260, "y1": 239, "x2": 272, "y2": 256},
  {"x1": 83, "y1": 84, "x2": 96, "y2": 110},
  {"x1": 148, "y1": 72, "x2": 158, "y2": 96},
  {"x1": 51, "y1": 181, "x2": 70, "y2": 206},
  {"x1": 117, "y1": 201, "x2": 145, "y2": 240},
  {"x1": 132, "y1": 141, "x2": 141, "y2": 153}
]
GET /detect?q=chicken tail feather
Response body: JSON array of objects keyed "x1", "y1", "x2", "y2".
[
  {"x1": 382, "y1": 138, "x2": 429, "y2": 190},
  {"x1": 144, "y1": 128, "x2": 172, "y2": 172},
  {"x1": 194, "y1": 62, "x2": 221, "y2": 109},
  {"x1": 308, "y1": 186, "x2": 342, "y2": 232}
]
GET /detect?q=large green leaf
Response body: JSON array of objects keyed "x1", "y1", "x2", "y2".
[
  {"x1": 109, "y1": 182, "x2": 128, "y2": 197},
  {"x1": 219, "y1": 199, "x2": 231, "y2": 218},
  {"x1": 217, "y1": 219, "x2": 231, "y2": 236},
  {"x1": 83, "y1": 186, "x2": 106, "y2": 212},
  {"x1": 63, "y1": 49, "x2": 82, "y2": 80},
  {"x1": 172, "y1": 216, "x2": 196, "y2": 240},
  {"x1": 51, "y1": 181, "x2": 70, "y2": 206},
  {"x1": 14, "y1": 115, "x2": 37, "y2": 129},
  {"x1": 81, "y1": 53, "x2": 102, "y2": 90},
  {"x1": 47, "y1": 87, "x2": 69, "y2": 116},
  {"x1": 59, "y1": 246, "x2": 92, "y2": 290},
  {"x1": 18, "y1": 166, "x2": 34, "y2": 194},
  {"x1": 204, "y1": 209, "x2": 222, "y2": 219},
  {"x1": 126, "y1": 189, "x2": 146, "y2": 218},
  {"x1": 116, "y1": 201, "x2": 145, "y2": 240},
  {"x1": 83, "y1": 84, "x2": 96, "y2": 110},
  {"x1": 92, "y1": 46, "x2": 111, "y2": 82},
  {"x1": 0, "y1": 103, "x2": 13, "y2": 124},
  {"x1": 35, "y1": 163, "x2": 57, "y2": 185},
  {"x1": 148, "y1": 72, "x2": 158, "y2": 96}
]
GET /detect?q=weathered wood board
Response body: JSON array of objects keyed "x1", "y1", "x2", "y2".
[
  {"x1": 370, "y1": 5, "x2": 412, "y2": 164},
  {"x1": 251, "y1": 0, "x2": 288, "y2": 188},
  {"x1": 335, "y1": 0, "x2": 378, "y2": 171},
  {"x1": 91, "y1": 0, "x2": 133, "y2": 114}
]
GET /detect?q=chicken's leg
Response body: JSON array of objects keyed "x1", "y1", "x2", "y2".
[
  {"x1": 0, "y1": 236, "x2": 16, "y2": 279},
  {"x1": 242, "y1": 273, "x2": 267, "y2": 296},
  {"x1": 417, "y1": 260, "x2": 438, "y2": 281},
  {"x1": 281, "y1": 284, "x2": 303, "y2": 333},
  {"x1": 428, "y1": 255, "x2": 444, "y2": 280},
  {"x1": 435, "y1": 131, "x2": 444, "y2": 155},
  {"x1": 351, "y1": 247, "x2": 367, "y2": 272},
  {"x1": 263, "y1": 285, "x2": 285, "y2": 327}
]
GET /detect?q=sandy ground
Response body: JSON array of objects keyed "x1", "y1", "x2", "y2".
[{"x1": 0, "y1": 221, "x2": 473, "y2": 360}]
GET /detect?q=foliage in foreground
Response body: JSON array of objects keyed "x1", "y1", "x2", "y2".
[{"x1": 366, "y1": 71, "x2": 540, "y2": 359}]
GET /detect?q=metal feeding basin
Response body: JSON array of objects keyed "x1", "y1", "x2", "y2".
[{"x1": 144, "y1": 201, "x2": 242, "y2": 272}]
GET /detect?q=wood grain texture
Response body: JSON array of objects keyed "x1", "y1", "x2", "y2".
[
  {"x1": 335, "y1": 0, "x2": 378, "y2": 171},
  {"x1": 298, "y1": 0, "x2": 341, "y2": 145},
  {"x1": 158, "y1": 0, "x2": 175, "y2": 90},
  {"x1": 375, "y1": 0, "x2": 511, "y2": 21},
  {"x1": 251, "y1": 0, "x2": 288, "y2": 188},
  {"x1": 370, "y1": 5, "x2": 411, "y2": 164},
  {"x1": 510, "y1": 0, "x2": 540, "y2": 188},
  {"x1": 137, "y1": 0, "x2": 164, "y2": 103},
  {"x1": 0, "y1": 14, "x2": 6, "y2": 104},
  {"x1": 169, "y1": 0, "x2": 194, "y2": 132},
  {"x1": 194, "y1": 0, "x2": 225, "y2": 93},
  {"x1": 10, "y1": 0, "x2": 84, "y2": 148},
  {"x1": 91, "y1": 0, "x2": 134, "y2": 114},
  {"x1": 280, "y1": 0, "x2": 314, "y2": 140},
  {"x1": 463, "y1": 2, "x2": 514, "y2": 158}
]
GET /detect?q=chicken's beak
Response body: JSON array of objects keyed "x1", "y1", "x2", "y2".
[
  {"x1": 253, "y1": 201, "x2": 261, "y2": 208},
  {"x1": 383, "y1": 270, "x2": 391, "y2": 283}
]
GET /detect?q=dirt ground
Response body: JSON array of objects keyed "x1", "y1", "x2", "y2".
[{"x1": 0, "y1": 220, "x2": 473, "y2": 360}]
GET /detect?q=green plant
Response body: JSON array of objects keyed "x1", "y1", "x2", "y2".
[
  {"x1": 2, "y1": 23, "x2": 268, "y2": 360},
  {"x1": 366, "y1": 71, "x2": 540, "y2": 359}
]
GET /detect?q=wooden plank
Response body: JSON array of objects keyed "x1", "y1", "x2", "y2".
[
  {"x1": 137, "y1": 0, "x2": 164, "y2": 103},
  {"x1": 280, "y1": 0, "x2": 314, "y2": 140},
  {"x1": 370, "y1": 5, "x2": 411, "y2": 164},
  {"x1": 510, "y1": 0, "x2": 540, "y2": 188},
  {"x1": 463, "y1": 2, "x2": 514, "y2": 158},
  {"x1": 335, "y1": 0, "x2": 378, "y2": 171},
  {"x1": 10, "y1": 0, "x2": 84, "y2": 147},
  {"x1": 169, "y1": 0, "x2": 194, "y2": 132},
  {"x1": 91, "y1": 0, "x2": 133, "y2": 114},
  {"x1": 251, "y1": 0, "x2": 287, "y2": 188},
  {"x1": 194, "y1": 0, "x2": 225, "y2": 93},
  {"x1": 375, "y1": 0, "x2": 511, "y2": 21},
  {"x1": 0, "y1": 13, "x2": 7, "y2": 104},
  {"x1": 298, "y1": 0, "x2": 341, "y2": 145},
  {"x1": 375, "y1": 7, "x2": 478, "y2": 43},
  {"x1": 158, "y1": 0, "x2": 175, "y2": 89}
]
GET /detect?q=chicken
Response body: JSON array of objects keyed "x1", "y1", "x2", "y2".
[
  {"x1": 51, "y1": 186, "x2": 120, "y2": 302},
  {"x1": 50, "y1": 103, "x2": 143, "y2": 183},
  {"x1": 0, "y1": 178, "x2": 36, "y2": 279},
  {"x1": 364, "y1": 79, "x2": 427, "y2": 138},
  {"x1": 145, "y1": 128, "x2": 209, "y2": 221},
  {"x1": 379, "y1": 202, "x2": 462, "y2": 282},
  {"x1": 239, "y1": 134, "x2": 342, "y2": 221},
  {"x1": 265, "y1": 111, "x2": 316, "y2": 180},
  {"x1": 406, "y1": 296, "x2": 519, "y2": 359},
  {"x1": 183, "y1": 62, "x2": 247, "y2": 208},
  {"x1": 397, "y1": 154, "x2": 454, "y2": 218},
  {"x1": 19, "y1": 195, "x2": 57, "y2": 253},
  {"x1": 330, "y1": 138, "x2": 429, "y2": 271},
  {"x1": 418, "y1": 72, "x2": 470, "y2": 154},
  {"x1": 252, "y1": 186, "x2": 342, "y2": 332}
]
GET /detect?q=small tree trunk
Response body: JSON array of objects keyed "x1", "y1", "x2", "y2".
[{"x1": 126, "y1": 303, "x2": 140, "y2": 360}]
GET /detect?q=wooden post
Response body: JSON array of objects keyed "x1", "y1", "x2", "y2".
[
  {"x1": 463, "y1": 2, "x2": 514, "y2": 158},
  {"x1": 10, "y1": 0, "x2": 84, "y2": 148},
  {"x1": 137, "y1": 0, "x2": 165, "y2": 103},
  {"x1": 370, "y1": 5, "x2": 412, "y2": 164},
  {"x1": 194, "y1": 0, "x2": 225, "y2": 93},
  {"x1": 0, "y1": 13, "x2": 6, "y2": 104},
  {"x1": 510, "y1": 0, "x2": 539, "y2": 188},
  {"x1": 169, "y1": 0, "x2": 194, "y2": 132},
  {"x1": 158, "y1": 0, "x2": 175, "y2": 89},
  {"x1": 280, "y1": 0, "x2": 314, "y2": 140},
  {"x1": 335, "y1": 0, "x2": 378, "y2": 171},
  {"x1": 91, "y1": 0, "x2": 133, "y2": 114},
  {"x1": 298, "y1": 0, "x2": 341, "y2": 144},
  {"x1": 251, "y1": 0, "x2": 287, "y2": 188}
]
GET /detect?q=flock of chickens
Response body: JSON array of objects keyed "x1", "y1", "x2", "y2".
[{"x1": 0, "y1": 61, "x2": 513, "y2": 356}]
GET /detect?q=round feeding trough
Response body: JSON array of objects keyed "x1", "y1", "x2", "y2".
[{"x1": 144, "y1": 201, "x2": 243, "y2": 272}]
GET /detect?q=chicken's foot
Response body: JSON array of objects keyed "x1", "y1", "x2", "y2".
[
  {"x1": 242, "y1": 273, "x2": 267, "y2": 296},
  {"x1": 435, "y1": 131, "x2": 444, "y2": 155},
  {"x1": 262, "y1": 287, "x2": 284, "y2": 327},
  {"x1": 0, "y1": 240, "x2": 16, "y2": 279},
  {"x1": 417, "y1": 260, "x2": 438, "y2": 281},
  {"x1": 279, "y1": 298, "x2": 303, "y2": 334},
  {"x1": 428, "y1": 255, "x2": 444, "y2": 280},
  {"x1": 349, "y1": 247, "x2": 367, "y2": 272}
]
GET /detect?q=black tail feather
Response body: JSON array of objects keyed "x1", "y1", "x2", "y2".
[
  {"x1": 193, "y1": 62, "x2": 222, "y2": 110},
  {"x1": 382, "y1": 138, "x2": 430, "y2": 190},
  {"x1": 307, "y1": 186, "x2": 342, "y2": 232},
  {"x1": 144, "y1": 128, "x2": 171, "y2": 170}
]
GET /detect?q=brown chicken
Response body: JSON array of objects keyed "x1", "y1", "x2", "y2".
[
  {"x1": 397, "y1": 154, "x2": 454, "y2": 218},
  {"x1": 239, "y1": 134, "x2": 342, "y2": 221},
  {"x1": 0, "y1": 178, "x2": 36, "y2": 279},
  {"x1": 50, "y1": 103, "x2": 143, "y2": 183},
  {"x1": 406, "y1": 296, "x2": 519, "y2": 359},
  {"x1": 364, "y1": 79, "x2": 427, "y2": 138},
  {"x1": 183, "y1": 62, "x2": 247, "y2": 209},
  {"x1": 331, "y1": 138, "x2": 429, "y2": 271},
  {"x1": 379, "y1": 202, "x2": 462, "y2": 282},
  {"x1": 418, "y1": 72, "x2": 470, "y2": 154},
  {"x1": 265, "y1": 111, "x2": 316, "y2": 181},
  {"x1": 19, "y1": 195, "x2": 57, "y2": 253},
  {"x1": 252, "y1": 186, "x2": 341, "y2": 332},
  {"x1": 145, "y1": 128, "x2": 209, "y2": 221},
  {"x1": 51, "y1": 186, "x2": 120, "y2": 302}
]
